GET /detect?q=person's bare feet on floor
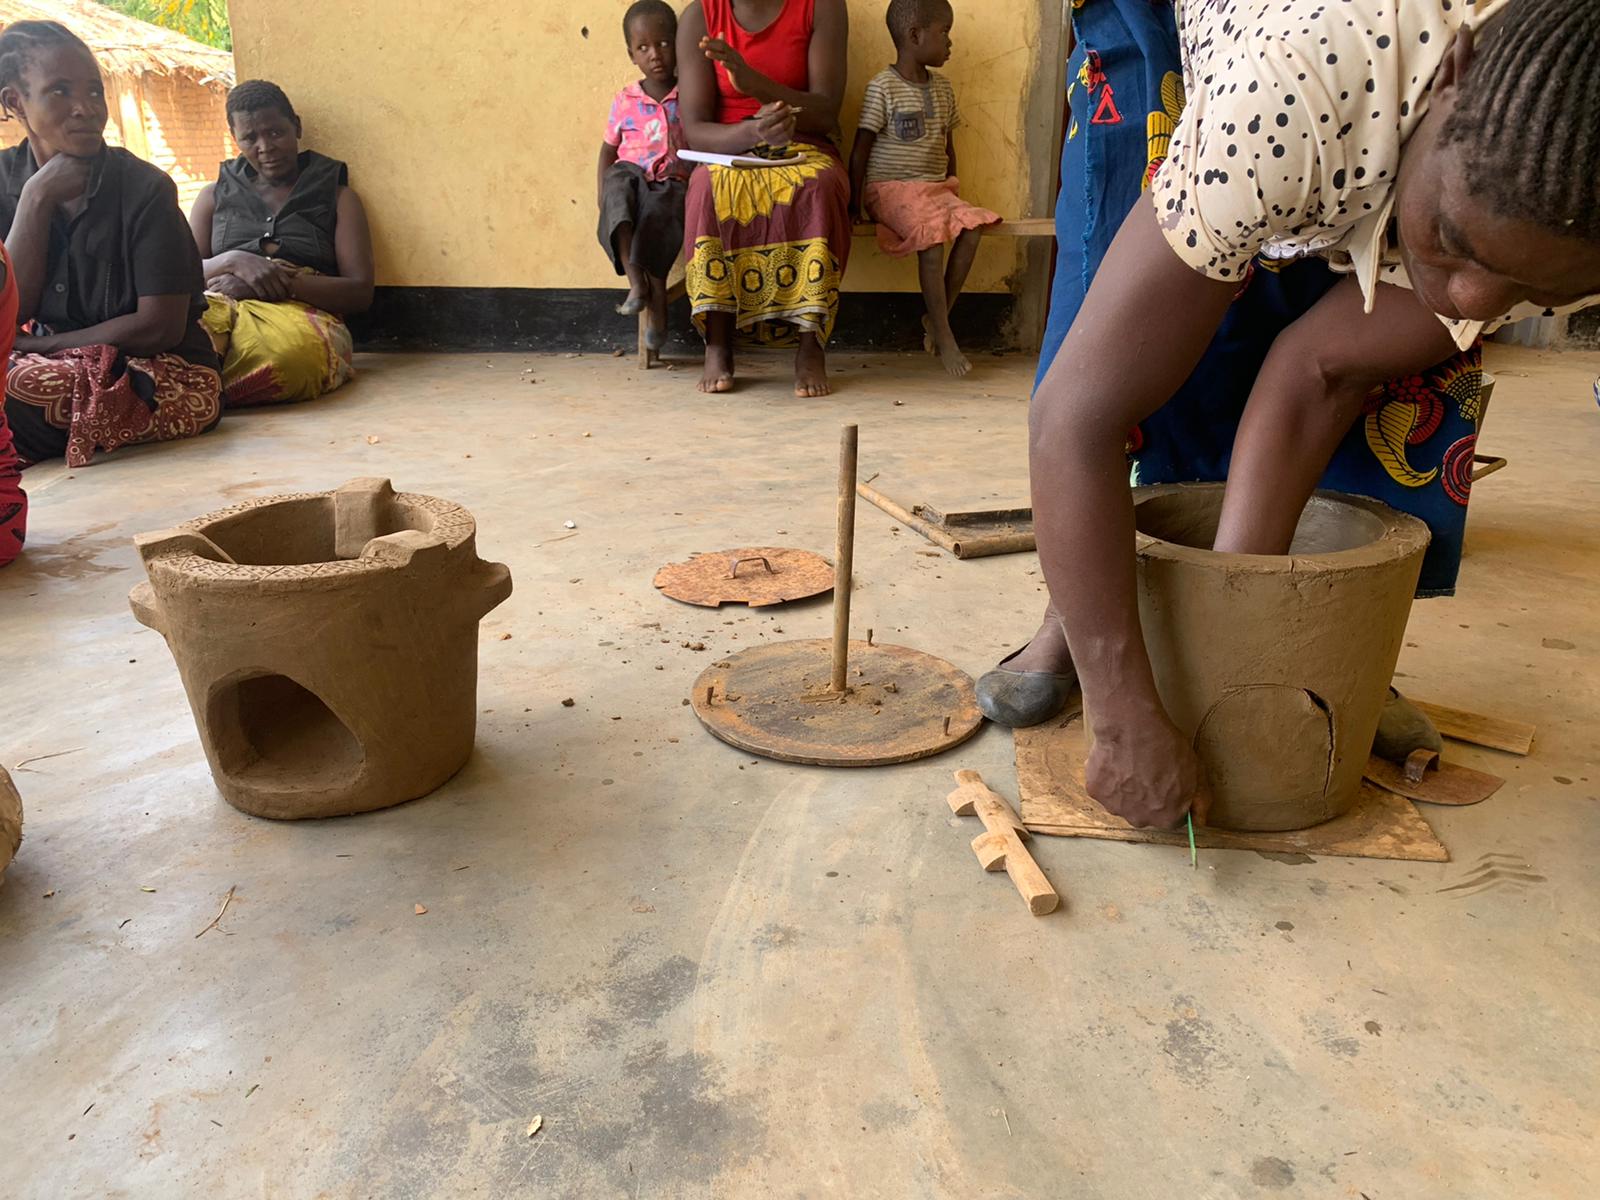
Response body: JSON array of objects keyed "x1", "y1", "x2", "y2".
[
  {"x1": 936, "y1": 335, "x2": 972, "y2": 378},
  {"x1": 699, "y1": 343, "x2": 734, "y2": 393},
  {"x1": 699, "y1": 313, "x2": 735, "y2": 394},
  {"x1": 794, "y1": 333, "x2": 831, "y2": 397}
]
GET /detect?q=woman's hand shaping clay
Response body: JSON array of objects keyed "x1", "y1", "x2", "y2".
[{"x1": 1085, "y1": 711, "x2": 1212, "y2": 830}]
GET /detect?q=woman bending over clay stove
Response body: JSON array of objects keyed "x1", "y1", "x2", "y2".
[
  {"x1": 190, "y1": 80, "x2": 374, "y2": 409},
  {"x1": 678, "y1": 0, "x2": 852, "y2": 397},
  {"x1": 979, "y1": 0, "x2": 1600, "y2": 829},
  {"x1": 0, "y1": 20, "x2": 220, "y2": 467}
]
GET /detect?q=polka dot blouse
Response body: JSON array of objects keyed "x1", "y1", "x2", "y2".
[{"x1": 1148, "y1": 0, "x2": 1591, "y2": 347}]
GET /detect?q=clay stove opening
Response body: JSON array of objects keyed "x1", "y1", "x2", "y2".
[
  {"x1": 208, "y1": 673, "x2": 364, "y2": 789},
  {"x1": 201, "y1": 497, "x2": 438, "y2": 566},
  {"x1": 1135, "y1": 489, "x2": 1389, "y2": 555}
]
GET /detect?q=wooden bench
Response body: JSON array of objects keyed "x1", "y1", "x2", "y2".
[{"x1": 638, "y1": 217, "x2": 1058, "y2": 368}]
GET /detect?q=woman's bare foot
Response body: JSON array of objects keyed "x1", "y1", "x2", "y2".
[
  {"x1": 699, "y1": 315, "x2": 736, "y2": 393},
  {"x1": 794, "y1": 333, "x2": 831, "y2": 397},
  {"x1": 617, "y1": 289, "x2": 646, "y2": 317}
]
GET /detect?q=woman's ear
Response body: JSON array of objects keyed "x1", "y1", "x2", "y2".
[
  {"x1": 0, "y1": 85, "x2": 23, "y2": 123},
  {"x1": 1432, "y1": 25, "x2": 1476, "y2": 99}
]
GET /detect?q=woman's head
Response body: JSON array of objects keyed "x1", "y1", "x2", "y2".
[
  {"x1": 623, "y1": 0, "x2": 677, "y2": 85},
  {"x1": 886, "y1": 0, "x2": 954, "y2": 67},
  {"x1": 1396, "y1": 1, "x2": 1600, "y2": 321},
  {"x1": 0, "y1": 21, "x2": 106, "y2": 160},
  {"x1": 227, "y1": 80, "x2": 302, "y2": 183}
]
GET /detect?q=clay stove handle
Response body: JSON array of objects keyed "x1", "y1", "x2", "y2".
[
  {"x1": 728, "y1": 555, "x2": 777, "y2": 579},
  {"x1": 470, "y1": 560, "x2": 514, "y2": 619},
  {"x1": 128, "y1": 581, "x2": 164, "y2": 633}
]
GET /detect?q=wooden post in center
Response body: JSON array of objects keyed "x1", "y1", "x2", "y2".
[{"x1": 831, "y1": 423, "x2": 859, "y2": 693}]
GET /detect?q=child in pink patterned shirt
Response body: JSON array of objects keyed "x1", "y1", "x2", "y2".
[{"x1": 598, "y1": 0, "x2": 689, "y2": 350}]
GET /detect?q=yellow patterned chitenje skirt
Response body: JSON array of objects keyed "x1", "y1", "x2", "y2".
[{"x1": 683, "y1": 143, "x2": 851, "y2": 345}]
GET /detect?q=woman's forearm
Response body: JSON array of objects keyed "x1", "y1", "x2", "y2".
[
  {"x1": 289, "y1": 272, "x2": 373, "y2": 316},
  {"x1": 731, "y1": 69, "x2": 838, "y2": 131},
  {"x1": 40, "y1": 303, "x2": 189, "y2": 358},
  {"x1": 1030, "y1": 203, "x2": 1236, "y2": 736},
  {"x1": 5, "y1": 193, "x2": 55, "y2": 322},
  {"x1": 682, "y1": 118, "x2": 762, "y2": 155},
  {"x1": 201, "y1": 249, "x2": 250, "y2": 277}
]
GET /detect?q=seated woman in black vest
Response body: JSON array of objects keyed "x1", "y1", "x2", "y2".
[
  {"x1": 190, "y1": 80, "x2": 374, "y2": 408},
  {"x1": 0, "y1": 20, "x2": 220, "y2": 467}
]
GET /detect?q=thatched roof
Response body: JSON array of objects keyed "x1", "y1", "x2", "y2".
[{"x1": 0, "y1": 0, "x2": 234, "y2": 85}]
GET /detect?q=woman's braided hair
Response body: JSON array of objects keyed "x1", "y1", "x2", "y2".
[
  {"x1": 1441, "y1": 0, "x2": 1600, "y2": 241},
  {"x1": 0, "y1": 20, "x2": 91, "y2": 116}
]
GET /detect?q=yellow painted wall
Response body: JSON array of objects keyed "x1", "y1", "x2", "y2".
[{"x1": 229, "y1": 1, "x2": 1045, "y2": 294}]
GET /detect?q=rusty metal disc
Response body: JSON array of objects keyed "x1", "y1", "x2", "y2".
[
  {"x1": 654, "y1": 547, "x2": 834, "y2": 608},
  {"x1": 691, "y1": 639, "x2": 983, "y2": 766}
]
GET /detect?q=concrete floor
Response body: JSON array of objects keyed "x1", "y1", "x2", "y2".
[{"x1": 2, "y1": 344, "x2": 1598, "y2": 1199}]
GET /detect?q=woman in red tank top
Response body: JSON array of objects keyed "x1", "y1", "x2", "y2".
[{"x1": 678, "y1": 0, "x2": 852, "y2": 397}]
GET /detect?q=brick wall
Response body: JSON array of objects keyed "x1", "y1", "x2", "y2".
[{"x1": 0, "y1": 69, "x2": 232, "y2": 214}]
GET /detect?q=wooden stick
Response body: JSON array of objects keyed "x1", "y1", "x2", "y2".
[
  {"x1": 1411, "y1": 700, "x2": 1535, "y2": 756},
  {"x1": 948, "y1": 770, "x2": 1059, "y2": 915},
  {"x1": 195, "y1": 885, "x2": 237, "y2": 939},
  {"x1": 857, "y1": 481, "x2": 1036, "y2": 559},
  {"x1": 831, "y1": 424, "x2": 858, "y2": 693}
]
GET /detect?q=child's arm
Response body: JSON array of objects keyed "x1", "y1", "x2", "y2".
[
  {"x1": 848, "y1": 129, "x2": 876, "y2": 220},
  {"x1": 598, "y1": 143, "x2": 619, "y2": 208},
  {"x1": 946, "y1": 132, "x2": 957, "y2": 183}
]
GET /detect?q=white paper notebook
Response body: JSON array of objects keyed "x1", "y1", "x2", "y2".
[{"x1": 679, "y1": 149, "x2": 805, "y2": 169}]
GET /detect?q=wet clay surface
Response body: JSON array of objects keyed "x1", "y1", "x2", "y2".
[{"x1": 2, "y1": 347, "x2": 1598, "y2": 1198}]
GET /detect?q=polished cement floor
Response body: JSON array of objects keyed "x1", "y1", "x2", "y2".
[{"x1": 2, "y1": 343, "x2": 1597, "y2": 1199}]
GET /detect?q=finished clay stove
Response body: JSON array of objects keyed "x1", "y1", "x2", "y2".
[
  {"x1": 130, "y1": 478, "x2": 512, "y2": 820},
  {"x1": 1112, "y1": 484, "x2": 1429, "y2": 832}
]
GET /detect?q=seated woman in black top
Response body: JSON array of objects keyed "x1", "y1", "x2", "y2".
[
  {"x1": 190, "y1": 80, "x2": 374, "y2": 408},
  {"x1": 0, "y1": 20, "x2": 220, "y2": 467}
]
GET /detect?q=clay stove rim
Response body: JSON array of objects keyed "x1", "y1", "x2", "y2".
[
  {"x1": 1132, "y1": 486, "x2": 1430, "y2": 574},
  {"x1": 149, "y1": 489, "x2": 479, "y2": 583}
]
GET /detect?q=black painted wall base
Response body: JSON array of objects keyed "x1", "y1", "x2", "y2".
[{"x1": 348, "y1": 287, "x2": 1019, "y2": 355}]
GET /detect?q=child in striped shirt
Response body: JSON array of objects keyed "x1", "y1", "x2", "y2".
[{"x1": 849, "y1": 0, "x2": 998, "y2": 377}]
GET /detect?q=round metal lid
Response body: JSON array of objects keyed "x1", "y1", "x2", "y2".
[
  {"x1": 690, "y1": 639, "x2": 983, "y2": 766},
  {"x1": 654, "y1": 547, "x2": 834, "y2": 609}
]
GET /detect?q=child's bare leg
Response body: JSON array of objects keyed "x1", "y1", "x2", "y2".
[
  {"x1": 919, "y1": 245, "x2": 970, "y2": 378},
  {"x1": 645, "y1": 275, "x2": 669, "y2": 350},
  {"x1": 699, "y1": 312, "x2": 735, "y2": 393},
  {"x1": 943, "y1": 228, "x2": 983, "y2": 312},
  {"x1": 615, "y1": 224, "x2": 648, "y2": 314}
]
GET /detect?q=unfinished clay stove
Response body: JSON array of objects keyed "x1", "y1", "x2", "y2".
[
  {"x1": 1, "y1": 766, "x2": 20, "y2": 886},
  {"x1": 130, "y1": 479, "x2": 512, "y2": 820},
  {"x1": 1114, "y1": 484, "x2": 1429, "y2": 832}
]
